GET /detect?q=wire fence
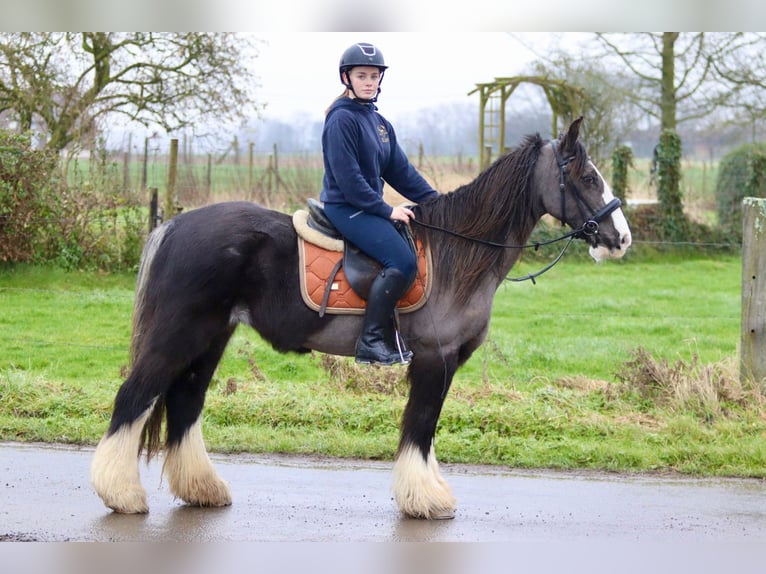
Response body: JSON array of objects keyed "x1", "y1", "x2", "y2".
[{"x1": 0, "y1": 238, "x2": 743, "y2": 361}]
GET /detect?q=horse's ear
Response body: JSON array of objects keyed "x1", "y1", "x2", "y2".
[{"x1": 560, "y1": 116, "x2": 584, "y2": 154}]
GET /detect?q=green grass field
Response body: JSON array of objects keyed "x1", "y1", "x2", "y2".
[{"x1": 2, "y1": 250, "x2": 762, "y2": 477}]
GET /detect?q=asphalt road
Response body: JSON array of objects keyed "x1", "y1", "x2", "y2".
[{"x1": 3, "y1": 440, "x2": 766, "y2": 545}]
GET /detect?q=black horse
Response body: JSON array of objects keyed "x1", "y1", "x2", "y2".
[{"x1": 91, "y1": 118, "x2": 631, "y2": 519}]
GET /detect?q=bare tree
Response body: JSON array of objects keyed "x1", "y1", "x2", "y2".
[
  {"x1": 592, "y1": 32, "x2": 766, "y2": 231},
  {"x1": 704, "y1": 32, "x2": 766, "y2": 141},
  {"x1": 593, "y1": 32, "x2": 766, "y2": 133},
  {"x1": 0, "y1": 32, "x2": 262, "y2": 152},
  {"x1": 526, "y1": 56, "x2": 640, "y2": 165}
]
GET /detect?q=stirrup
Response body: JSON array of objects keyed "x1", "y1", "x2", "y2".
[
  {"x1": 355, "y1": 355, "x2": 409, "y2": 366},
  {"x1": 355, "y1": 349, "x2": 411, "y2": 366},
  {"x1": 394, "y1": 330, "x2": 413, "y2": 364}
]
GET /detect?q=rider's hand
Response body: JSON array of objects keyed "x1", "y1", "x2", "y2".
[{"x1": 390, "y1": 205, "x2": 414, "y2": 223}]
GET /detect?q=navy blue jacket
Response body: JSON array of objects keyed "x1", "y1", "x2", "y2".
[{"x1": 320, "y1": 97, "x2": 438, "y2": 219}]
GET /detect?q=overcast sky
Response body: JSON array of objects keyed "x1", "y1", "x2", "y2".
[{"x1": 251, "y1": 33, "x2": 591, "y2": 123}]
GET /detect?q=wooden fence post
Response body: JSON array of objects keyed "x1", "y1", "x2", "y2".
[
  {"x1": 741, "y1": 197, "x2": 766, "y2": 383},
  {"x1": 249, "y1": 142, "x2": 255, "y2": 194},
  {"x1": 206, "y1": 153, "x2": 212, "y2": 197},
  {"x1": 166, "y1": 138, "x2": 179, "y2": 218},
  {"x1": 123, "y1": 132, "x2": 131, "y2": 193},
  {"x1": 141, "y1": 136, "x2": 149, "y2": 191},
  {"x1": 148, "y1": 187, "x2": 159, "y2": 232}
]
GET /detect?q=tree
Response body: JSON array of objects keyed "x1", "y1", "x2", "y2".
[
  {"x1": 526, "y1": 56, "x2": 641, "y2": 165},
  {"x1": 592, "y1": 33, "x2": 766, "y2": 234},
  {"x1": 595, "y1": 33, "x2": 715, "y2": 133},
  {"x1": 705, "y1": 32, "x2": 766, "y2": 141},
  {"x1": 0, "y1": 33, "x2": 261, "y2": 152}
]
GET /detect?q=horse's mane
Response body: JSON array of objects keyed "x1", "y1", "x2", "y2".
[{"x1": 414, "y1": 133, "x2": 548, "y2": 304}]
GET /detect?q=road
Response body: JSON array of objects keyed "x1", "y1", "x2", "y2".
[{"x1": 3, "y1": 440, "x2": 766, "y2": 544}]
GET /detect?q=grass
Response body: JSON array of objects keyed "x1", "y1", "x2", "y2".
[{"x1": 1, "y1": 249, "x2": 762, "y2": 478}]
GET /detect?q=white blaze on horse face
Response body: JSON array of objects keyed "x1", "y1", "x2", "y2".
[{"x1": 589, "y1": 164, "x2": 632, "y2": 261}]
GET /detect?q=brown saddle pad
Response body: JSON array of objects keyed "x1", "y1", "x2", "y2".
[{"x1": 297, "y1": 237, "x2": 431, "y2": 315}]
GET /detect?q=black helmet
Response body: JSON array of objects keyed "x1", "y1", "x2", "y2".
[{"x1": 338, "y1": 42, "x2": 387, "y2": 84}]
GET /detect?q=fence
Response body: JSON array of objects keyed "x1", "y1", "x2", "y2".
[{"x1": 105, "y1": 137, "x2": 325, "y2": 222}]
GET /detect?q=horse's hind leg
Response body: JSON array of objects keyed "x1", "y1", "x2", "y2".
[
  {"x1": 393, "y1": 353, "x2": 458, "y2": 519},
  {"x1": 91, "y1": 392, "x2": 157, "y2": 514},
  {"x1": 92, "y1": 315, "x2": 233, "y2": 513},
  {"x1": 162, "y1": 328, "x2": 234, "y2": 508}
]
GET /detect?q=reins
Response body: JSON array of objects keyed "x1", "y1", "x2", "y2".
[
  {"x1": 410, "y1": 218, "x2": 582, "y2": 250},
  {"x1": 410, "y1": 218, "x2": 579, "y2": 284}
]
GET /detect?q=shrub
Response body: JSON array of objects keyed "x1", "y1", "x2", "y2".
[
  {"x1": 610, "y1": 144, "x2": 634, "y2": 202},
  {"x1": 44, "y1": 153, "x2": 145, "y2": 272},
  {"x1": 614, "y1": 347, "x2": 760, "y2": 419},
  {"x1": 0, "y1": 131, "x2": 59, "y2": 262},
  {"x1": 655, "y1": 129, "x2": 687, "y2": 240},
  {"x1": 715, "y1": 142, "x2": 766, "y2": 242},
  {"x1": 0, "y1": 130, "x2": 146, "y2": 271}
]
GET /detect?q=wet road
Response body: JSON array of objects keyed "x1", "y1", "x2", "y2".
[{"x1": 3, "y1": 441, "x2": 766, "y2": 543}]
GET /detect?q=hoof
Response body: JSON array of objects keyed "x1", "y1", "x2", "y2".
[
  {"x1": 173, "y1": 476, "x2": 232, "y2": 508},
  {"x1": 404, "y1": 508, "x2": 456, "y2": 520},
  {"x1": 393, "y1": 443, "x2": 457, "y2": 520},
  {"x1": 101, "y1": 487, "x2": 149, "y2": 514}
]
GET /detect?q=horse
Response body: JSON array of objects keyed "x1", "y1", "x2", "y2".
[{"x1": 91, "y1": 117, "x2": 631, "y2": 519}]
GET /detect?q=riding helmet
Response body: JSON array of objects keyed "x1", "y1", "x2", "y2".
[{"x1": 338, "y1": 42, "x2": 387, "y2": 84}]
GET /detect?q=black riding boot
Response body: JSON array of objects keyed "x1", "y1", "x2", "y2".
[{"x1": 355, "y1": 269, "x2": 414, "y2": 366}]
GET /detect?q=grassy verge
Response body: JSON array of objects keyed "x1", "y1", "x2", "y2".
[{"x1": 1, "y1": 252, "x2": 762, "y2": 477}]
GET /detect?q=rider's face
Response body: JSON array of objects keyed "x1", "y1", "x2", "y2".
[{"x1": 345, "y1": 66, "x2": 381, "y2": 99}]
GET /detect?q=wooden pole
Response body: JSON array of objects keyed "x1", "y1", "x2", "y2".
[
  {"x1": 148, "y1": 187, "x2": 159, "y2": 232},
  {"x1": 123, "y1": 132, "x2": 131, "y2": 193},
  {"x1": 123, "y1": 148, "x2": 130, "y2": 193},
  {"x1": 741, "y1": 197, "x2": 766, "y2": 383},
  {"x1": 206, "y1": 153, "x2": 212, "y2": 197},
  {"x1": 272, "y1": 142, "x2": 279, "y2": 186},
  {"x1": 249, "y1": 142, "x2": 255, "y2": 194},
  {"x1": 141, "y1": 136, "x2": 149, "y2": 191},
  {"x1": 166, "y1": 138, "x2": 178, "y2": 218}
]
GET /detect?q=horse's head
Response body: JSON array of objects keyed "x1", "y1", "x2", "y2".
[{"x1": 538, "y1": 117, "x2": 632, "y2": 261}]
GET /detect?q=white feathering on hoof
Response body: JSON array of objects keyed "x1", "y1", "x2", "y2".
[
  {"x1": 163, "y1": 417, "x2": 232, "y2": 508},
  {"x1": 392, "y1": 442, "x2": 456, "y2": 519},
  {"x1": 90, "y1": 403, "x2": 155, "y2": 514}
]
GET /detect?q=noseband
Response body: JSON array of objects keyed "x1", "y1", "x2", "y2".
[{"x1": 550, "y1": 139, "x2": 622, "y2": 239}]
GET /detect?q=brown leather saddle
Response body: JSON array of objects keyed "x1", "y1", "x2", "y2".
[{"x1": 295, "y1": 199, "x2": 430, "y2": 317}]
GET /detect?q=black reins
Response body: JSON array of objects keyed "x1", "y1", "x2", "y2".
[{"x1": 410, "y1": 139, "x2": 622, "y2": 284}]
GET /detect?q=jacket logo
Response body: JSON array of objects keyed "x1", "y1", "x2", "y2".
[{"x1": 377, "y1": 125, "x2": 389, "y2": 143}]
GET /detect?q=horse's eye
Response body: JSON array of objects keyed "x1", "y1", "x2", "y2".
[{"x1": 582, "y1": 175, "x2": 597, "y2": 186}]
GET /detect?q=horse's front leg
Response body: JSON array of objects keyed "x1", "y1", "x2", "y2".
[{"x1": 393, "y1": 353, "x2": 458, "y2": 519}]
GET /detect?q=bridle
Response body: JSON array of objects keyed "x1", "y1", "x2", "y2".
[
  {"x1": 550, "y1": 139, "x2": 622, "y2": 240},
  {"x1": 410, "y1": 138, "x2": 623, "y2": 283}
]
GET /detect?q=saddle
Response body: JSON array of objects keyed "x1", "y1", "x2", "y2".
[{"x1": 293, "y1": 199, "x2": 431, "y2": 317}]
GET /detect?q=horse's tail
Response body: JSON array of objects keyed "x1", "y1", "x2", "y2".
[
  {"x1": 130, "y1": 222, "x2": 171, "y2": 460},
  {"x1": 130, "y1": 222, "x2": 169, "y2": 366}
]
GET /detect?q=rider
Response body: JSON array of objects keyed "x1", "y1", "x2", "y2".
[{"x1": 320, "y1": 42, "x2": 440, "y2": 366}]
